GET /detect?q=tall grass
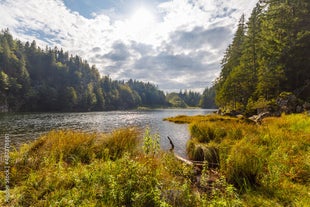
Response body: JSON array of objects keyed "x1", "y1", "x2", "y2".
[
  {"x1": 2, "y1": 113, "x2": 308, "y2": 206},
  {"x1": 170, "y1": 113, "x2": 310, "y2": 206},
  {"x1": 0, "y1": 127, "x2": 243, "y2": 206}
]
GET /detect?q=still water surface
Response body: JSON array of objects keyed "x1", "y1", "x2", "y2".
[{"x1": 0, "y1": 109, "x2": 215, "y2": 157}]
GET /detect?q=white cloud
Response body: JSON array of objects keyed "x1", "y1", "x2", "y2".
[{"x1": 0, "y1": 0, "x2": 258, "y2": 92}]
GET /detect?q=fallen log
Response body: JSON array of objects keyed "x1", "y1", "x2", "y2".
[
  {"x1": 174, "y1": 154, "x2": 194, "y2": 165},
  {"x1": 166, "y1": 136, "x2": 204, "y2": 167}
]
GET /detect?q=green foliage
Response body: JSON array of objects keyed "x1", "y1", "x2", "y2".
[
  {"x1": 199, "y1": 86, "x2": 217, "y2": 109},
  {"x1": 165, "y1": 89, "x2": 214, "y2": 108},
  {"x1": 177, "y1": 90, "x2": 201, "y2": 107},
  {"x1": 215, "y1": 15, "x2": 246, "y2": 109},
  {"x1": 200, "y1": 175, "x2": 242, "y2": 207},
  {"x1": 226, "y1": 140, "x2": 265, "y2": 190},
  {"x1": 215, "y1": 0, "x2": 310, "y2": 111},
  {"x1": 190, "y1": 121, "x2": 228, "y2": 143},
  {"x1": 0, "y1": 31, "x2": 168, "y2": 112},
  {"x1": 186, "y1": 140, "x2": 220, "y2": 168},
  {"x1": 0, "y1": 71, "x2": 9, "y2": 91},
  {"x1": 0, "y1": 128, "x2": 244, "y2": 206},
  {"x1": 143, "y1": 127, "x2": 160, "y2": 156},
  {"x1": 127, "y1": 79, "x2": 167, "y2": 107},
  {"x1": 166, "y1": 92, "x2": 188, "y2": 108},
  {"x1": 190, "y1": 122, "x2": 215, "y2": 143},
  {"x1": 6, "y1": 114, "x2": 307, "y2": 206},
  {"x1": 171, "y1": 113, "x2": 310, "y2": 206}
]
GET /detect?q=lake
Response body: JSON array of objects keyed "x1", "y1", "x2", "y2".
[{"x1": 0, "y1": 109, "x2": 215, "y2": 157}]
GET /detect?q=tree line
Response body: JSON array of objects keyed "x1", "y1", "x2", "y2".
[
  {"x1": 166, "y1": 88, "x2": 216, "y2": 109},
  {"x1": 215, "y1": 0, "x2": 309, "y2": 114},
  {"x1": 0, "y1": 30, "x2": 168, "y2": 112},
  {"x1": 0, "y1": 30, "x2": 215, "y2": 112}
]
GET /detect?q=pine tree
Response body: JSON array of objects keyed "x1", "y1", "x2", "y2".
[{"x1": 215, "y1": 15, "x2": 246, "y2": 109}]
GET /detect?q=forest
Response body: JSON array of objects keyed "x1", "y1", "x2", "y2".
[
  {"x1": 0, "y1": 30, "x2": 215, "y2": 112},
  {"x1": 215, "y1": 0, "x2": 309, "y2": 114}
]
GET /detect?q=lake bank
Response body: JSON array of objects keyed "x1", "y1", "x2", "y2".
[
  {"x1": 1, "y1": 113, "x2": 309, "y2": 206},
  {"x1": 165, "y1": 112, "x2": 310, "y2": 206},
  {"x1": 0, "y1": 127, "x2": 241, "y2": 206},
  {"x1": 0, "y1": 109, "x2": 215, "y2": 157}
]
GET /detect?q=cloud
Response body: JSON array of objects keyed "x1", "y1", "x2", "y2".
[
  {"x1": 172, "y1": 26, "x2": 233, "y2": 49},
  {"x1": 0, "y1": 0, "x2": 258, "y2": 92},
  {"x1": 91, "y1": 47, "x2": 101, "y2": 52},
  {"x1": 103, "y1": 41, "x2": 131, "y2": 61}
]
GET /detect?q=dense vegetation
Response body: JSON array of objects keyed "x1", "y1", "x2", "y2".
[
  {"x1": 165, "y1": 113, "x2": 310, "y2": 206},
  {"x1": 165, "y1": 87, "x2": 216, "y2": 109},
  {"x1": 0, "y1": 30, "x2": 217, "y2": 112},
  {"x1": 0, "y1": 30, "x2": 167, "y2": 112},
  {"x1": 1, "y1": 128, "x2": 241, "y2": 206},
  {"x1": 1, "y1": 113, "x2": 308, "y2": 206},
  {"x1": 215, "y1": 0, "x2": 310, "y2": 113}
]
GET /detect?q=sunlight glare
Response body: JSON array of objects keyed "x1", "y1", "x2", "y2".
[
  {"x1": 130, "y1": 7, "x2": 155, "y2": 28},
  {"x1": 127, "y1": 7, "x2": 156, "y2": 42}
]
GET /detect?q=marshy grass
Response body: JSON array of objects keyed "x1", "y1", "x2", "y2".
[
  {"x1": 164, "y1": 114, "x2": 237, "y2": 124},
  {"x1": 0, "y1": 127, "x2": 242, "y2": 206},
  {"x1": 167, "y1": 113, "x2": 310, "y2": 206},
  {"x1": 1, "y1": 113, "x2": 309, "y2": 206}
]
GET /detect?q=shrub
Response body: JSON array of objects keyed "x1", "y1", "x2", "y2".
[{"x1": 142, "y1": 127, "x2": 160, "y2": 156}]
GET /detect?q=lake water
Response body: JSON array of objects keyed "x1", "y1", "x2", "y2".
[{"x1": 0, "y1": 109, "x2": 215, "y2": 157}]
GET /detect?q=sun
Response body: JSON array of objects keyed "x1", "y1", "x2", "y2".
[
  {"x1": 129, "y1": 7, "x2": 155, "y2": 28},
  {"x1": 126, "y1": 7, "x2": 156, "y2": 41}
]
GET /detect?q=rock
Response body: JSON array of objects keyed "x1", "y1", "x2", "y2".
[
  {"x1": 296, "y1": 105, "x2": 303, "y2": 113},
  {"x1": 249, "y1": 112, "x2": 270, "y2": 124},
  {"x1": 303, "y1": 102, "x2": 310, "y2": 111},
  {"x1": 0, "y1": 103, "x2": 8, "y2": 112},
  {"x1": 276, "y1": 92, "x2": 300, "y2": 114},
  {"x1": 236, "y1": 114, "x2": 244, "y2": 119}
]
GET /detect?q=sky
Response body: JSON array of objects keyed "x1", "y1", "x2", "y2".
[{"x1": 0, "y1": 0, "x2": 258, "y2": 92}]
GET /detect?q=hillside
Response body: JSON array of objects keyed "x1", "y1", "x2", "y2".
[{"x1": 0, "y1": 30, "x2": 168, "y2": 112}]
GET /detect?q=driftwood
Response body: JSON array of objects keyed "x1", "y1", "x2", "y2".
[
  {"x1": 166, "y1": 136, "x2": 204, "y2": 167},
  {"x1": 166, "y1": 137, "x2": 223, "y2": 190},
  {"x1": 166, "y1": 136, "x2": 221, "y2": 188},
  {"x1": 174, "y1": 154, "x2": 194, "y2": 165},
  {"x1": 167, "y1": 136, "x2": 174, "y2": 152}
]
